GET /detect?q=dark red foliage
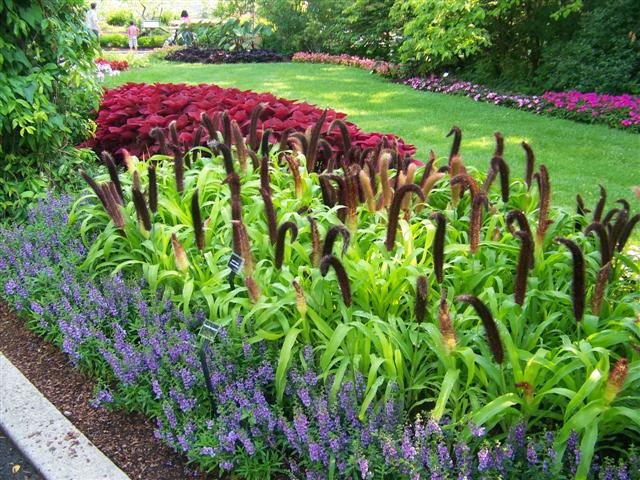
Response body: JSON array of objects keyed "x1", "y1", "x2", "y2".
[{"x1": 85, "y1": 83, "x2": 415, "y2": 163}]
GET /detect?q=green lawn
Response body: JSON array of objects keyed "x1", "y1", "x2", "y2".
[{"x1": 105, "y1": 61, "x2": 640, "y2": 209}]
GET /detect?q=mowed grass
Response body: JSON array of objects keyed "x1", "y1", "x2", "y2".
[{"x1": 105, "y1": 61, "x2": 640, "y2": 210}]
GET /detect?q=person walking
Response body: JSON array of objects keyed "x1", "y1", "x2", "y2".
[
  {"x1": 85, "y1": 3, "x2": 100, "y2": 40},
  {"x1": 127, "y1": 20, "x2": 139, "y2": 51}
]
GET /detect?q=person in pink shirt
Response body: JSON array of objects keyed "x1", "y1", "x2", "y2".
[
  {"x1": 181, "y1": 10, "x2": 190, "y2": 24},
  {"x1": 127, "y1": 21, "x2": 139, "y2": 51}
]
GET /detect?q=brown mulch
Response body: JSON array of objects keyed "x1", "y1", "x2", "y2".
[{"x1": 0, "y1": 301, "x2": 211, "y2": 480}]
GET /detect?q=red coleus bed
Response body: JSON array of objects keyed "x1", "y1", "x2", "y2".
[{"x1": 86, "y1": 83, "x2": 415, "y2": 161}]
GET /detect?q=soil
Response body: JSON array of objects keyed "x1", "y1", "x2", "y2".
[{"x1": 0, "y1": 301, "x2": 211, "y2": 480}]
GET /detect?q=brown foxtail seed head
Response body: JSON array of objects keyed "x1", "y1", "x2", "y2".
[
  {"x1": 200, "y1": 112, "x2": 217, "y2": 139},
  {"x1": 431, "y1": 212, "x2": 447, "y2": 284},
  {"x1": 521, "y1": 141, "x2": 535, "y2": 190},
  {"x1": 248, "y1": 102, "x2": 267, "y2": 152},
  {"x1": 322, "y1": 225, "x2": 350, "y2": 258},
  {"x1": 278, "y1": 128, "x2": 295, "y2": 153},
  {"x1": 609, "y1": 207, "x2": 629, "y2": 253},
  {"x1": 535, "y1": 165, "x2": 552, "y2": 245},
  {"x1": 233, "y1": 219, "x2": 254, "y2": 275},
  {"x1": 220, "y1": 111, "x2": 232, "y2": 148},
  {"x1": 438, "y1": 289, "x2": 456, "y2": 351},
  {"x1": 616, "y1": 213, "x2": 640, "y2": 252},
  {"x1": 260, "y1": 187, "x2": 278, "y2": 244},
  {"x1": 306, "y1": 110, "x2": 328, "y2": 173},
  {"x1": 218, "y1": 143, "x2": 235, "y2": 175},
  {"x1": 172, "y1": 147, "x2": 184, "y2": 194},
  {"x1": 169, "y1": 120, "x2": 179, "y2": 146},
  {"x1": 171, "y1": 233, "x2": 189, "y2": 272},
  {"x1": 231, "y1": 120, "x2": 247, "y2": 172},
  {"x1": 319, "y1": 175, "x2": 337, "y2": 208},
  {"x1": 593, "y1": 184, "x2": 607, "y2": 222},
  {"x1": 275, "y1": 221, "x2": 298, "y2": 269},
  {"x1": 192, "y1": 125, "x2": 204, "y2": 150},
  {"x1": 385, "y1": 184, "x2": 425, "y2": 252},
  {"x1": 415, "y1": 275, "x2": 429, "y2": 323},
  {"x1": 591, "y1": 261, "x2": 611, "y2": 315},
  {"x1": 447, "y1": 126, "x2": 462, "y2": 164},
  {"x1": 260, "y1": 154, "x2": 272, "y2": 195},
  {"x1": 554, "y1": 237, "x2": 586, "y2": 322},
  {"x1": 513, "y1": 230, "x2": 533, "y2": 305},
  {"x1": 131, "y1": 171, "x2": 152, "y2": 232},
  {"x1": 288, "y1": 133, "x2": 308, "y2": 155},
  {"x1": 491, "y1": 156, "x2": 510, "y2": 203},
  {"x1": 455, "y1": 295, "x2": 504, "y2": 363},
  {"x1": 494, "y1": 132, "x2": 504, "y2": 157},
  {"x1": 150, "y1": 127, "x2": 168, "y2": 155},
  {"x1": 308, "y1": 216, "x2": 321, "y2": 267},
  {"x1": 246, "y1": 276, "x2": 261, "y2": 303},
  {"x1": 584, "y1": 222, "x2": 611, "y2": 267},
  {"x1": 359, "y1": 169, "x2": 377, "y2": 211},
  {"x1": 328, "y1": 118, "x2": 352, "y2": 153},
  {"x1": 292, "y1": 280, "x2": 307, "y2": 317},
  {"x1": 146, "y1": 162, "x2": 157, "y2": 215},
  {"x1": 224, "y1": 172, "x2": 242, "y2": 221},
  {"x1": 81, "y1": 170, "x2": 108, "y2": 209},
  {"x1": 319, "y1": 254, "x2": 352, "y2": 306},
  {"x1": 260, "y1": 128, "x2": 273, "y2": 157},
  {"x1": 102, "y1": 151, "x2": 124, "y2": 204},
  {"x1": 191, "y1": 188, "x2": 204, "y2": 251}
]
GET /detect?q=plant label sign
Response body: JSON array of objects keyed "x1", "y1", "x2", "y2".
[{"x1": 227, "y1": 252, "x2": 244, "y2": 289}]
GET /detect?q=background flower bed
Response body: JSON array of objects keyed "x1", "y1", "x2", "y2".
[
  {"x1": 165, "y1": 47, "x2": 290, "y2": 64},
  {"x1": 96, "y1": 58, "x2": 129, "y2": 72},
  {"x1": 84, "y1": 82, "x2": 415, "y2": 161},
  {"x1": 292, "y1": 52, "x2": 401, "y2": 78},
  {"x1": 405, "y1": 76, "x2": 640, "y2": 133},
  {"x1": 292, "y1": 52, "x2": 640, "y2": 133}
]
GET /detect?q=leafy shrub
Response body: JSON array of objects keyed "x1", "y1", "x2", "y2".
[
  {"x1": 138, "y1": 35, "x2": 170, "y2": 48},
  {"x1": 0, "y1": 0, "x2": 101, "y2": 220},
  {"x1": 106, "y1": 9, "x2": 134, "y2": 26},
  {"x1": 536, "y1": 0, "x2": 640, "y2": 94},
  {"x1": 84, "y1": 83, "x2": 415, "y2": 161},
  {"x1": 100, "y1": 33, "x2": 128, "y2": 48},
  {"x1": 4, "y1": 197, "x2": 639, "y2": 478},
  {"x1": 74, "y1": 98, "x2": 640, "y2": 476},
  {"x1": 165, "y1": 47, "x2": 289, "y2": 64}
]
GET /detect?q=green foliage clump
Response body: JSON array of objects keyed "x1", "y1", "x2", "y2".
[
  {"x1": 0, "y1": 0, "x2": 101, "y2": 220},
  {"x1": 106, "y1": 9, "x2": 134, "y2": 26},
  {"x1": 100, "y1": 32, "x2": 128, "y2": 48},
  {"x1": 178, "y1": 18, "x2": 272, "y2": 51}
]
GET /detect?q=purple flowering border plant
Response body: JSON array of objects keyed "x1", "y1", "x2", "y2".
[{"x1": 1, "y1": 195, "x2": 639, "y2": 479}]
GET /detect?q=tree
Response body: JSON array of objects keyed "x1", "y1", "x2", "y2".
[{"x1": 0, "y1": 0, "x2": 100, "y2": 217}]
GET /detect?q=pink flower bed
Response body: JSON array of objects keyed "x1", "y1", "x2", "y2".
[
  {"x1": 292, "y1": 52, "x2": 400, "y2": 78},
  {"x1": 541, "y1": 91, "x2": 640, "y2": 129},
  {"x1": 85, "y1": 82, "x2": 415, "y2": 160},
  {"x1": 404, "y1": 76, "x2": 639, "y2": 132}
]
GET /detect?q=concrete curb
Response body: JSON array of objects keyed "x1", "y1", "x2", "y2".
[{"x1": 0, "y1": 353, "x2": 130, "y2": 480}]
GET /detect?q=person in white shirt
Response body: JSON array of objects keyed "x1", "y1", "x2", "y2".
[{"x1": 85, "y1": 3, "x2": 100, "y2": 40}]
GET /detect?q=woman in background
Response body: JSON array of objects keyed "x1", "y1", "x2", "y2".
[{"x1": 180, "y1": 10, "x2": 190, "y2": 24}]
